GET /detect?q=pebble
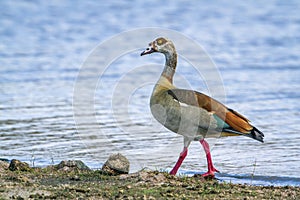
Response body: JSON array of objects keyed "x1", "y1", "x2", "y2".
[{"x1": 0, "y1": 160, "x2": 9, "y2": 172}]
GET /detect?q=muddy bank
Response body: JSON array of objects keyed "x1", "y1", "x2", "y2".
[{"x1": 0, "y1": 160, "x2": 299, "y2": 199}]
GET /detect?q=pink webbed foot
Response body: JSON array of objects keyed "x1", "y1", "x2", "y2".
[{"x1": 201, "y1": 167, "x2": 219, "y2": 178}]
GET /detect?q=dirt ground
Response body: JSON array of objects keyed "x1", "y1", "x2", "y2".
[{"x1": 0, "y1": 160, "x2": 299, "y2": 199}]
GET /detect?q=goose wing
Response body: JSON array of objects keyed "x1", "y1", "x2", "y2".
[{"x1": 167, "y1": 89, "x2": 264, "y2": 142}]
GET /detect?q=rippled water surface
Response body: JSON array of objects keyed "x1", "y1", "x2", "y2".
[{"x1": 1, "y1": 0, "x2": 300, "y2": 186}]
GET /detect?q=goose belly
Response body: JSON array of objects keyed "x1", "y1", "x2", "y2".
[{"x1": 150, "y1": 94, "x2": 220, "y2": 139}]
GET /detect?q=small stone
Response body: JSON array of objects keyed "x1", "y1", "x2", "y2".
[
  {"x1": 56, "y1": 160, "x2": 90, "y2": 171},
  {"x1": 0, "y1": 160, "x2": 9, "y2": 172},
  {"x1": 9, "y1": 159, "x2": 31, "y2": 171},
  {"x1": 102, "y1": 153, "x2": 129, "y2": 175},
  {"x1": 126, "y1": 185, "x2": 132, "y2": 189}
]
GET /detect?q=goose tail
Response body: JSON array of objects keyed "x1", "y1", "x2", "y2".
[
  {"x1": 221, "y1": 126, "x2": 264, "y2": 143},
  {"x1": 250, "y1": 127, "x2": 264, "y2": 143}
]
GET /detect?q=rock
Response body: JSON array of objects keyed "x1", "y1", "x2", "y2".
[
  {"x1": 102, "y1": 153, "x2": 129, "y2": 175},
  {"x1": 56, "y1": 160, "x2": 90, "y2": 171},
  {"x1": 9, "y1": 159, "x2": 31, "y2": 171},
  {"x1": 0, "y1": 160, "x2": 9, "y2": 172}
]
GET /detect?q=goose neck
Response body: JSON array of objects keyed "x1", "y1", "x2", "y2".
[{"x1": 162, "y1": 52, "x2": 177, "y2": 83}]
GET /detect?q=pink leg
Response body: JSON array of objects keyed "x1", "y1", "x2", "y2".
[
  {"x1": 170, "y1": 147, "x2": 188, "y2": 175},
  {"x1": 200, "y1": 139, "x2": 219, "y2": 177}
]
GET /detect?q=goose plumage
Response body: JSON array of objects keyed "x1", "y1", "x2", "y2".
[{"x1": 140, "y1": 37, "x2": 264, "y2": 177}]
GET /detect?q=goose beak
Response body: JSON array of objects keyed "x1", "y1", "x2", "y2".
[{"x1": 140, "y1": 47, "x2": 155, "y2": 56}]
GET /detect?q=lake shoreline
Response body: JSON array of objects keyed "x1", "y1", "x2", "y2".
[{"x1": 0, "y1": 160, "x2": 299, "y2": 199}]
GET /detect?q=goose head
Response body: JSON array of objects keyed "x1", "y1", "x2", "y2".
[{"x1": 140, "y1": 37, "x2": 176, "y2": 56}]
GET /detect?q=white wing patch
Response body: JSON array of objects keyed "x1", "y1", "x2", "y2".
[
  {"x1": 178, "y1": 101, "x2": 189, "y2": 107},
  {"x1": 173, "y1": 99, "x2": 189, "y2": 107}
]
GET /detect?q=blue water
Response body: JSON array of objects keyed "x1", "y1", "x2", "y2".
[{"x1": 1, "y1": 1, "x2": 300, "y2": 186}]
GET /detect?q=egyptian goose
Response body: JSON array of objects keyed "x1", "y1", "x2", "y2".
[{"x1": 140, "y1": 37, "x2": 264, "y2": 177}]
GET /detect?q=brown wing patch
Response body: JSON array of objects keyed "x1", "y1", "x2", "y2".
[
  {"x1": 225, "y1": 111, "x2": 253, "y2": 133},
  {"x1": 195, "y1": 91, "x2": 253, "y2": 133},
  {"x1": 227, "y1": 108, "x2": 250, "y2": 122},
  {"x1": 168, "y1": 89, "x2": 253, "y2": 134}
]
